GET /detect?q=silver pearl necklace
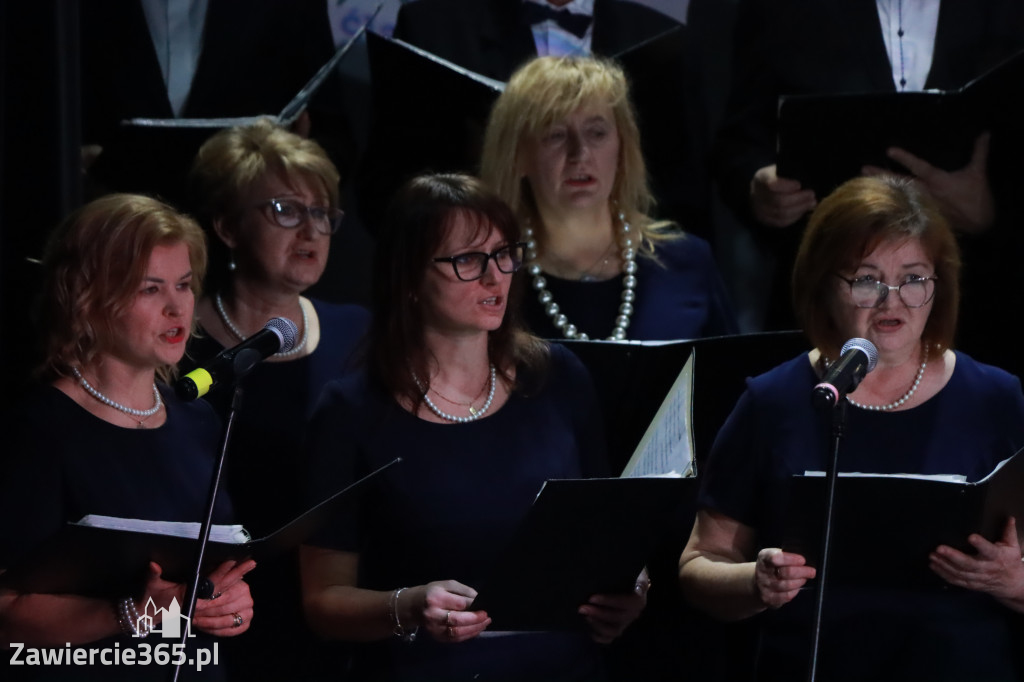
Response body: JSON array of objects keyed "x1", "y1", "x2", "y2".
[
  {"x1": 215, "y1": 292, "x2": 308, "y2": 358},
  {"x1": 413, "y1": 365, "x2": 497, "y2": 424},
  {"x1": 829, "y1": 345, "x2": 928, "y2": 411},
  {"x1": 72, "y1": 367, "x2": 163, "y2": 426},
  {"x1": 526, "y1": 212, "x2": 637, "y2": 341}
]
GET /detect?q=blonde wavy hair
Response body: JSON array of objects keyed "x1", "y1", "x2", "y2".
[
  {"x1": 40, "y1": 193, "x2": 207, "y2": 383},
  {"x1": 187, "y1": 117, "x2": 340, "y2": 289},
  {"x1": 480, "y1": 56, "x2": 674, "y2": 253}
]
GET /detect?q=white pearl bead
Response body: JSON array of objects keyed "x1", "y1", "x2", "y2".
[{"x1": 527, "y1": 215, "x2": 639, "y2": 341}]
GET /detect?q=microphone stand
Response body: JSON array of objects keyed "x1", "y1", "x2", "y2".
[
  {"x1": 169, "y1": 385, "x2": 243, "y2": 682},
  {"x1": 807, "y1": 397, "x2": 847, "y2": 682}
]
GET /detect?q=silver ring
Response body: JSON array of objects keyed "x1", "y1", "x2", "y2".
[
  {"x1": 211, "y1": 591, "x2": 222, "y2": 600},
  {"x1": 445, "y1": 610, "x2": 452, "y2": 627},
  {"x1": 232, "y1": 613, "x2": 243, "y2": 628},
  {"x1": 447, "y1": 625, "x2": 456, "y2": 639}
]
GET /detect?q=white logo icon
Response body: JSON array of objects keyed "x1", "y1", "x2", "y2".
[{"x1": 137, "y1": 597, "x2": 194, "y2": 638}]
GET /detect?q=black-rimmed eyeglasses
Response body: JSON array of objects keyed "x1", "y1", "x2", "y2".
[
  {"x1": 433, "y1": 243, "x2": 527, "y2": 281},
  {"x1": 256, "y1": 198, "x2": 344, "y2": 235},
  {"x1": 837, "y1": 274, "x2": 938, "y2": 308}
]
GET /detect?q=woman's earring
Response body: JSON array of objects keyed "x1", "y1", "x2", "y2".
[{"x1": 228, "y1": 251, "x2": 237, "y2": 272}]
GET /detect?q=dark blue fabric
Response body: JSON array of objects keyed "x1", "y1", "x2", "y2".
[
  {"x1": 182, "y1": 298, "x2": 369, "y2": 680},
  {"x1": 305, "y1": 343, "x2": 609, "y2": 681},
  {"x1": 184, "y1": 299, "x2": 369, "y2": 535},
  {"x1": 0, "y1": 384, "x2": 232, "y2": 681},
  {"x1": 0, "y1": 385, "x2": 233, "y2": 566},
  {"x1": 522, "y1": 234, "x2": 737, "y2": 341},
  {"x1": 699, "y1": 351, "x2": 1024, "y2": 682}
]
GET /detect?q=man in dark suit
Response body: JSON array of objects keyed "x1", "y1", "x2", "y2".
[
  {"x1": 393, "y1": 0, "x2": 677, "y2": 80},
  {"x1": 358, "y1": 0, "x2": 711, "y2": 242},
  {"x1": 79, "y1": 0, "x2": 351, "y2": 206},
  {"x1": 713, "y1": 0, "x2": 1024, "y2": 333}
]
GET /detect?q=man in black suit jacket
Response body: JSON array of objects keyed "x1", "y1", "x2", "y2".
[
  {"x1": 359, "y1": 0, "x2": 711, "y2": 241},
  {"x1": 393, "y1": 0, "x2": 676, "y2": 81},
  {"x1": 80, "y1": 0, "x2": 350, "y2": 206},
  {"x1": 713, "y1": 0, "x2": 1024, "y2": 333}
]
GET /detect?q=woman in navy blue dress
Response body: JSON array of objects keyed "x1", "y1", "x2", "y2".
[
  {"x1": 185, "y1": 118, "x2": 369, "y2": 679},
  {"x1": 0, "y1": 194, "x2": 254, "y2": 679},
  {"x1": 679, "y1": 175, "x2": 1024, "y2": 681},
  {"x1": 481, "y1": 56, "x2": 736, "y2": 341},
  {"x1": 301, "y1": 173, "x2": 648, "y2": 681}
]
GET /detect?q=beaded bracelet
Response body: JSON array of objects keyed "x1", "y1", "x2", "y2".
[
  {"x1": 114, "y1": 597, "x2": 151, "y2": 638},
  {"x1": 386, "y1": 587, "x2": 419, "y2": 642}
]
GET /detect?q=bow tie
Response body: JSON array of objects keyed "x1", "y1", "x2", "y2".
[{"x1": 521, "y1": 3, "x2": 593, "y2": 39}]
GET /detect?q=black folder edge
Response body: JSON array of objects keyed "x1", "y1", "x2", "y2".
[
  {"x1": 123, "y1": 2, "x2": 383, "y2": 129},
  {"x1": 610, "y1": 23, "x2": 684, "y2": 61},
  {"x1": 468, "y1": 477, "x2": 690, "y2": 630},
  {"x1": 0, "y1": 457, "x2": 402, "y2": 598},
  {"x1": 386, "y1": 37, "x2": 505, "y2": 93},
  {"x1": 558, "y1": 331, "x2": 806, "y2": 471},
  {"x1": 776, "y1": 48, "x2": 1024, "y2": 196},
  {"x1": 364, "y1": 31, "x2": 504, "y2": 119},
  {"x1": 782, "y1": 445, "x2": 1024, "y2": 590}
]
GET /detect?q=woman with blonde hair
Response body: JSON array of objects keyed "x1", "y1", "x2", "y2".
[
  {"x1": 481, "y1": 56, "x2": 735, "y2": 341},
  {"x1": 0, "y1": 194, "x2": 254, "y2": 679},
  {"x1": 185, "y1": 118, "x2": 369, "y2": 679}
]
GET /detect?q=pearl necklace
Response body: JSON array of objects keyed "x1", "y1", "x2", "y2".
[
  {"x1": 413, "y1": 365, "x2": 497, "y2": 423},
  {"x1": 430, "y1": 379, "x2": 489, "y2": 414},
  {"x1": 526, "y1": 212, "x2": 637, "y2": 341},
  {"x1": 215, "y1": 292, "x2": 308, "y2": 358},
  {"x1": 72, "y1": 367, "x2": 163, "y2": 426},
  {"x1": 831, "y1": 345, "x2": 928, "y2": 411}
]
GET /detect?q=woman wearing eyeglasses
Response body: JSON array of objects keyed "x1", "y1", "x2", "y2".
[
  {"x1": 300, "y1": 173, "x2": 647, "y2": 681},
  {"x1": 679, "y1": 175, "x2": 1024, "y2": 681},
  {"x1": 184, "y1": 118, "x2": 369, "y2": 679},
  {"x1": 480, "y1": 56, "x2": 736, "y2": 341}
]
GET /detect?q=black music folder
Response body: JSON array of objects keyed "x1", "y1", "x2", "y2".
[
  {"x1": 357, "y1": 30, "x2": 506, "y2": 231},
  {"x1": 782, "y1": 446, "x2": 1024, "y2": 590},
  {"x1": 469, "y1": 477, "x2": 687, "y2": 630},
  {"x1": 467, "y1": 333, "x2": 807, "y2": 630},
  {"x1": 776, "y1": 48, "x2": 1024, "y2": 198},
  {"x1": 562, "y1": 331, "x2": 805, "y2": 472},
  {"x1": 87, "y1": 8, "x2": 376, "y2": 204},
  {"x1": 0, "y1": 457, "x2": 400, "y2": 598}
]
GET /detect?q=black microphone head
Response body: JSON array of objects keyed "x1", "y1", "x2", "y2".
[
  {"x1": 265, "y1": 317, "x2": 299, "y2": 353},
  {"x1": 841, "y1": 337, "x2": 879, "y2": 373}
]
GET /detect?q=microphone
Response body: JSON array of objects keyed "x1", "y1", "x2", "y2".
[
  {"x1": 812, "y1": 338, "x2": 878, "y2": 409},
  {"x1": 176, "y1": 317, "x2": 299, "y2": 400}
]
